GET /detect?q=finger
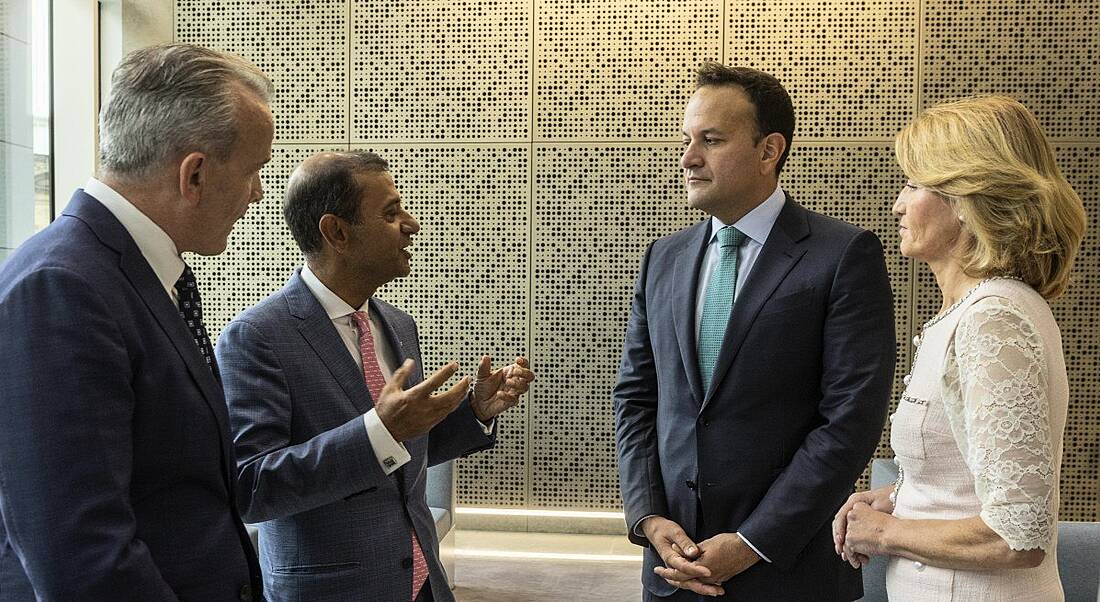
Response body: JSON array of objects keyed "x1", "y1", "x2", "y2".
[
  {"x1": 477, "y1": 355, "x2": 492, "y2": 380},
  {"x1": 675, "y1": 578, "x2": 724, "y2": 597},
  {"x1": 514, "y1": 356, "x2": 529, "y2": 369},
  {"x1": 662, "y1": 554, "x2": 709, "y2": 578},
  {"x1": 833, "y1": 513, "x2": 848, "y2": 553},
  {"x1": 507, "y1": 365, "x2": 536, "y2": 383},
  {"x1": 383, "y1": 359, "x2": 416, "y2": 392},
  {"x1": 655, "y1": 566, "x2": 712, "y2": 583},
  {"x1": 408, "y1": 362, "x2": 459, "y2": 397},
  {"x1": 432, "y1": 376, "x2": 471, "y2": 409},
  {"x1": 670, "y1": 531, "x2": 700, "y2": 560}
]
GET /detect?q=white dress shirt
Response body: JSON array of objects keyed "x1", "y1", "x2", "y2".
[
  {"x1": 299, "y1": 265, "x2": 412, "y2": 475},
  {"x1": 84, "y1": 178, "x2": 185, "y2": 304},
  {"x1": 694, "y1": 185, "x2": 786, "y2": 340}
]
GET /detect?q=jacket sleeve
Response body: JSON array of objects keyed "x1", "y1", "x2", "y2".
[
  {"x1": 217, "y1": 319, "x2": 389, "y2": 524},
  {"x1": 613, "y1": 243, "x2": 668, "y2": 546},
  {"x1": 0, "y1": 267, "x2": 179, "y2": 600},
  {"x1": 737, "y1": 229, "x2": 896, "y2": 568}
]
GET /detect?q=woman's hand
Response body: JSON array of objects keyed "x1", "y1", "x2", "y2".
[
  {"x1": 833, "y1": 485, "x2": 895, "y2": 567},
  {"x1": 841, "y1": 502, "x2": 897, "y2": 568}
]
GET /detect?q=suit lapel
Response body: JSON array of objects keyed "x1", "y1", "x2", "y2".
[
  {"x1": 702, "y1": 196, "x2": 810, "y2": 411},
  {"x1": 671, "y1": 220, "x2": 712, "y2": 407},
  {"x1": 285, "y1": 273, "x2": 375, "y2": 416},
  {"x1": 64, "y1": 192, "x2": 236, "y2": 486}
]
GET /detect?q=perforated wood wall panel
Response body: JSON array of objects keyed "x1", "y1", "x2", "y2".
[
  {"x1": 726, "y1": 0, "x2": 918, "y2": 139},
  {"x1": 922, "y1": 0, "x2": 1100, "y2": 139},
  {"x1": 175, "y1": 0, "x2": 347, "y2": 143},
  {"x1": 534, "y1": 0, "x2": 720, "y2": 140},
  {"x1": 1051, "y1": 145, "x2": 1100, "y2": 520},
  {"x1": 531, "y1": 145, "x2": 696, "y2": 507},
  {"x1": 352, "y1": 0, "x2": 530, "y2": 142},
  {"x1": 177, "y1": 0, "x2": 1099, "y2": 523}
]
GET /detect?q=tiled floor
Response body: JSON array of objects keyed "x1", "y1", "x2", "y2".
[{"x1": 453, "y1": 530, "x2": 643, "y2": 601}]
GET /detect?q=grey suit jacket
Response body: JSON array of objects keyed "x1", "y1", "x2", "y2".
[
  {"x1": 614, "y1": 196, "x2": 896, "y2": 601},
  {"x1": 0, "y1": 191, "x2": 260, "y2": 601},
  {"x1": 216, "y1": 270, "x2": 494, "y2": 602}
]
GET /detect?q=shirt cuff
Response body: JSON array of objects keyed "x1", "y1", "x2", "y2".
[
  {"x1": 363, "y1": 409, "x2": 411, "y2": 475},
  {"x1": 633, "y1": 514, "x2": 658, "y2": 537},
  {"x1": 479, "y1": 417, "x2": 495, "y2": 435},
  {"x1": 736, "y1": 532, "x2": 772, "y2": 563}
]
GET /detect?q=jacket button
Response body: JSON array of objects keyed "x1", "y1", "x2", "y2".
[
  {"x1": 401, "y1": 557, "x2": 414, "y2": 569},
  {"x1": 701, "y1": 419, "x2": 710, "y2": 427},
  {"x1": 685, "y1": 480, "x2": 697, "y2": 490},
  {"x1": 238, "y1": 584, "x2": 252, "y2": 602}
]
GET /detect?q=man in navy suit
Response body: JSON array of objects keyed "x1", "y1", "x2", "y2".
[
  {"x1": 614, "y1": 63, "x2": 896, "y2": 601},
  {"x1": 0, "y1": 44, "x2": 273, "y2": 600},
  {"x1": 216, "y1": 150, "x2": 534, "y2": 602}
]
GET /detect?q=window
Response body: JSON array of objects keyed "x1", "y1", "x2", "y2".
[{"x1": 1, "y1": 0, "x2": 51, "y2": 263}]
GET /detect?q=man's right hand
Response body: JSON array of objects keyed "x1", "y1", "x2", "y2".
[
  {"x1": 374, "y1": 359, "x2": 470, "y2": 442},
  {"x1": 641, "y1": 516, "x2": 711, "y2": 582}
]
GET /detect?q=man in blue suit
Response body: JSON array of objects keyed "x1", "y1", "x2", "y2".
[
  {"x1": 0, "y1": 44, "x2": 273, "y2": 600},
  {"x1": 614, "y1": 63, "x2": 896, "y2": 601},
  {"x1": 216, "y1": 150, "x2": 534, "y2": 602}
]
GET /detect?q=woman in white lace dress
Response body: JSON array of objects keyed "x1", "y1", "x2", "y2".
[{"x1": 830, "y1": 96, "x2": 1086, "y2": 601}]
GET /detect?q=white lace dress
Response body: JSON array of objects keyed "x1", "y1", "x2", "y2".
[{"x1": 886, "y1": 278, "x2": 1067, "y2": 601}]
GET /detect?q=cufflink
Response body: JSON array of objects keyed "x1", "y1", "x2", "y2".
[{"x1": 383, "y1": 456, "x2": 397, "y2": 468}]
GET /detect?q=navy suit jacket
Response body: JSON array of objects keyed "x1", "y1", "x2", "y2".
[
  {"x1": 0, "y1": 191, "x2": 260, "y2": 601},
  {"x1": 614, "y1": 196, "x2": 896, "y2": 601},
  {"x1": 216, "y1": 271, "x2": 495, "y2": 602}
]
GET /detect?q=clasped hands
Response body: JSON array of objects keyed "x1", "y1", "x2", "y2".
[
  {"x1": 643, "y1": 516, "x2": 761, "y2": 597},
  {"x1": 831, "y1": 485, "x2": 896, "y2": 568},
  {"x1": 375, "y1": 355, "x2": 535, "y2": 442}
]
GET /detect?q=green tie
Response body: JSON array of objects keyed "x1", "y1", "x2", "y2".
[{"x1": 698, "y1": 226, "x2": 746, "y2": 394}]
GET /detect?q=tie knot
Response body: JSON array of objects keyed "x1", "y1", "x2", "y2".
[
  {"x1": 717, "y1": 226, "x2": 746, "y2": 249},
  {"x1": 174, "y1": 264, "x2": 197, "y2": 293},
  {"x1": 349, "y1": 310, "x2": 371, "y2": 332}
]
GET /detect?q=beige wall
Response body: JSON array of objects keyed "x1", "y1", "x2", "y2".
[{"x1": 172, "y1": 0, "x2": 1099, "y2": 527}]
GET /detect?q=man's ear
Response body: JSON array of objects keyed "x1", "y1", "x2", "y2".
[
  {"x1": 178, "y1": 152, "x2": 207, "y2": 207},
  {"x1": 318, "y1": 214, "x2": 349, "y2": 254},
  {"x1": 759, "y1": 133, "x2": 786, "y2": 175}
]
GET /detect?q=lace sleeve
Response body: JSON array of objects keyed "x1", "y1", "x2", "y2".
[{"x1": 942, "y1": 296, "x2": 1056, "y2": 551}]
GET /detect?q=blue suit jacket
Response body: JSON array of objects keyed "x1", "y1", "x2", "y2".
[
  {"x1": 614, "y1": 196, "x2": 896, "y2": 601},
  {"x1": 0, "y1": 191, "x2": 261, "y2": 601},
  {"x1": 216, "y1": 271, "x2": 495, "y2": 602}
]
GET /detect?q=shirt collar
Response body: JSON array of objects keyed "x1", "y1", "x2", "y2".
[
  {"x1": 84, "y1": 177, "x2": 185, "y2": 297},
  {"x1": 708, "y1": 184, "x2": 786, "y2": 246},
  {"x1": 300, "y1": 264, "x2": 371, "y2": 320}
]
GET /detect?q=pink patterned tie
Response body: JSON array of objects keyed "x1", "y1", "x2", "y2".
[{"x1": 350, "y1": 311, "x2": 429, "y2": 600}]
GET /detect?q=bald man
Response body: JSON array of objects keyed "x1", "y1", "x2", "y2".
[{"x1": 216, "y1": 151, "x2": 534, "y2": 602}]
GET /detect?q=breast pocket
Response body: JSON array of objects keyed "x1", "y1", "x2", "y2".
[{"x1": 889, "y1": 395, "x2": 931, "y2": 461}]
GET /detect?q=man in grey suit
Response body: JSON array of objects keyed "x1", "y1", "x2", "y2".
[
  {"x1": 216, "y1": 150, "x2": 534, "y2": 602},
  {"x1": 0, "y1": 44, "x2": 272, "y2": 600},
  {"x1": 614, "y1": 63, "x2": 896, "y2": 601}
]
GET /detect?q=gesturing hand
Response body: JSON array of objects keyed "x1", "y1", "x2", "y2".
[
  {"x1": 470, "y1": 356, "x2": 535, "y2": 422},
  {"x1": 374, "y1": 359, "x2": 471, "y2": 442}
]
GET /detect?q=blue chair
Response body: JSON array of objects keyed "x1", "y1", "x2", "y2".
[
  {"x1": 859, "y1": 459, "x2": 1100, "y2": 602},
  {"x1": 426, "y1": 459, "x2": 457, "y2": 590}
]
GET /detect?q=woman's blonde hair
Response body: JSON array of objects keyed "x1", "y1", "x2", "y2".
[{"x1": 895, "y1": 96, "x2": 1086, "y2": 299}]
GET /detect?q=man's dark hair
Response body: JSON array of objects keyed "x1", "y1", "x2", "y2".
[
  {"x1": 283, "y1": 151, "x2": 390, "y2": 257},
  {"x1": 696, "y1": 62, "x2": 795, "y2": 174}
]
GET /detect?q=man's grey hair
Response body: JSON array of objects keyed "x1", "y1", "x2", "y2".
[{"x1": 98, "y1": 43, "x2": 274, "y2": 179}]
